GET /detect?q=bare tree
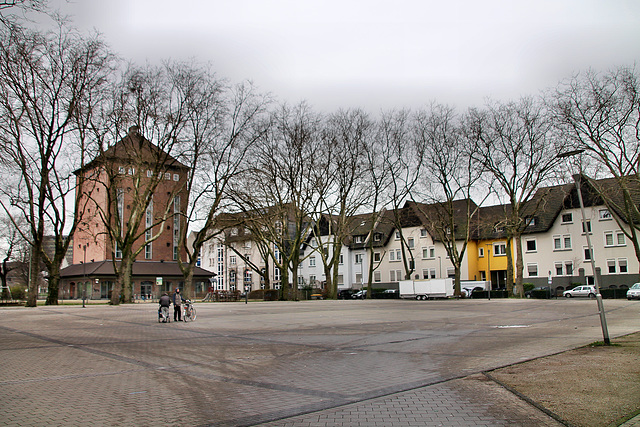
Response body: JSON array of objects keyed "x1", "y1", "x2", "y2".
[
  {"x1": 378, "y1": 109, "x2": 426, "y2": 282},
  {"x1": 311, "y1": 109, "x2": 373, "y2": 299},
  {"x1": 411, "y1": 103, "x2": 486, "y2": 296},
  {"x1": 552, "y1": 66, "x2": 640, "y2": 272},
  {"x1": 81, "y1": 62, "x2": 199, "y2": 304},
  {"x1": 0, "y1": 215, "x2": 29, "y2": 299},
  {"x1": 0, "y1": 22, "x2": 115, "y2": 306},
  {"x1": 176, "y1": 76, "x2": 271, "y2": 300},
  {"x1": 465, "y1": 97, "x2": 565, "y2": 296},
  {"x1": 231, "y1": 102, "x2": 320, "y2": 300}
]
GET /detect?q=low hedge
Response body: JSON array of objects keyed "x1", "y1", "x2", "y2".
[
  {"x1": 600, "y1": 288, "x2": 629, "y2": 299},
  {"x1": 471, "y1": 290, "x2": 509, "y2": 299}
]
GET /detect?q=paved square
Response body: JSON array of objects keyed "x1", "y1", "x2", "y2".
[{"x1": 1, "y1": 299, "x2": 638, "y2": 426}]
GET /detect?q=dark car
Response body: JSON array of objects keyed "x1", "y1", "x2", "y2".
[
  {"x1": 337, "y1": 289, "x2": 355, "y2": 300},
  {"x1": 525, "y1": 286, "x2": 552, "y2": 299}
]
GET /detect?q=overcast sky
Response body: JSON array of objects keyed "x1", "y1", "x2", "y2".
[{"x1": 46, "y1": 0, "x2": 640, "y2": 113}]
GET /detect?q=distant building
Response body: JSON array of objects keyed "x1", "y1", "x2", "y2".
[{"x1": 60, "y1": 127, "x2": 213, "y2": 300}]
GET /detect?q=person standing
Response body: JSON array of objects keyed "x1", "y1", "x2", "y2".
[
  {"x1": 158, "y1": 292, "x2": 171, "y2": 322},
  {"x1": 173, "y1": 288, "x2": 184, "y2": 321}
]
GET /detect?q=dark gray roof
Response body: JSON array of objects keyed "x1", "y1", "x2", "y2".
[{"x1": 60, "y1": 261, "x2": 214, "y2": 279}]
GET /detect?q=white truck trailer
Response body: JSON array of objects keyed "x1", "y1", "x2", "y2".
[{"x1": 399, "y1": 278, "x2": 454, "y2": 300}]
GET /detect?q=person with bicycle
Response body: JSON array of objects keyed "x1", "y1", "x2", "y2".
[{"x1": 173, "y1": 288, "x2": 185, "y2": 322}]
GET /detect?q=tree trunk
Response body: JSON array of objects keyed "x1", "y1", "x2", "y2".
[
  {"x1": 514, "y1": 233, "x2": 524, "y2": 297},
  {"x1": 505, "y1": 238, "x2": 514, "y2": 296},
  {"x1": 454, "y1": 267, "x2": 461, "y2": 297},
  {"x1": 26, "y1": 249, "x2": 40, "y2": 307},
  {"x1": 45, "y1": 265, "x2": 61, "y2": 305},
  {"x1": 121, "y1": 259, "x2": 134, "y2": 303}
]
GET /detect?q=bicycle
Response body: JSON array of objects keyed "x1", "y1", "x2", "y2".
[{"x1": 183, "y1": 299, "x2": 196, "y2": 322}]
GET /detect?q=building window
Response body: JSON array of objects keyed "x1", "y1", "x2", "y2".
[
  {"x1": 605, "y1": 231, "x2": 626, "y2": 247},
  {"x1": 118, "y1": 166, "x2": 125, "y2": 174},
  {"x1": 526, "y1": 239, "x2": 536, "y2": 252},
  {"x1": 429, "y1": 247, "x2": 435, "y2": 259},
  {"x1": 525, "y1": 216, "x2": 536, "y2": 227},
  {"x1": 374, "y1": 233, "x2": 381, "y2": 242},
  {"x1": 309, "y1": 275, "x2": 316, "y2": 284},
  {"x1": 619, "y1": 258, "x2": 628, "y2": 273},
  {"x1": 422, "y1": 269, "x2": 428, "y2": 279},
  {"x1": 173, "y1": 174, "x2": 179, "y2": 181},
  {"x1": 446, "y1": 268, "x2": 455, "y2": 278},
  {"x1": 395, "y1": 249, "x2": 401, "y2": 261},
  {"x1": 479, "y1": 247, "x2": 484, "y2": 257},
  {"x1": 584, "y1": 247, "x2": 592, "y2": 261},
  {"x1": 390, "y1": 270, "x2": 396, "y2": 282},
  {"x1": 395, "y1": 231, "x2": 401, "y2": 240},
  {"x1": 217, "y1": 246, "x2": 224, "y2": 263},
  {"x1": 422, "y1": 248, "x2": 428, "y2": 259},
  {"x1": 244, "y1": 269, "x2": 252, "y2": 285},
  {"x1": 493, "y1": 242, "x2": 507, "y2": 256},
  {"x1": 430, "y1": 268, "x2": 436, "y2": 279},
  {"x1": 230, "y1": 255, "x2": 236, "y2": 265},
  {"x1": 274, "y1": 267, "x2": 281, "y2": 283},
  {"x1": 607, "y1": 259, "x2": 616, "y2": 274},
  {"x1": 355, "y1": 254, "x2": 363, "y2": 264},
  {"x1": 374, "y1": 252, "x2": 381, "y2": 262},
  {"x1": 599, "y1": 209, "x2": 612, "y2": 220},
  {"x1": 173, "y1": 196, "x2": 180, "y2": 261},
  {"x1": 145, "y1": 198, "x2": 153, "y2": 259},
  {"x1": 408, "y1": 237, "x2": 414, "y2": 248},
  {"x1": 565, "y1": 261, "x2": 573, "y2": 275},
  {"x1": 339, "y1": 254, "x2": 344, "y2": 265},
  {"x1": 309, "y1": 256, "x2": 316, "y2": 267},
  {"x1": 374, "y1": 271, "x2": 381, "y2": 282},
  {"x1": 420, "y1": 229, "x2": 428, "y2": 238},
  {"x1": 164, "y1": 172, "x2": 171, "y2": 180},
  {"x1": 555, "y1": 262, "x2": 563, "y2": 276},
  {"x1": 147, "y1": 170, "x2": 153, "y2": 177},
  {"x1": 527, "y1": 263, "x2": 538, "y2": 277},
  {"x1": 561, "y1": 213, "x2": 573, "y2": 223},
  {"x1": 389, "y1": 250, "x2": 395, "y2": 261},
  {"x1": 582, "y1": 220, "x2": 592, "y2": 233},
  {"x1": 354, "y1": 235, "x2": 364, "y2": 243},
  {"x1": 553, "y1": 235, "x2": 571, "y2": 250}
]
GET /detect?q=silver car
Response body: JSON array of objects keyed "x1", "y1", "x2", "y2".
[
  {"x1": 627, "y1": 283, "x2": 640, "y2": 300},
  {"x1": 563, "y1": 285, "x2": 596, "y2": 298}
]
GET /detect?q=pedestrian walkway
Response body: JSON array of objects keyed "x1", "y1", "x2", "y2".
[
  {"x1": 0, "y1": 299, "x2": 638, "y2": 426},
  {"x1": 258, "y1": 374, "x2": 562, "y2": 426}
]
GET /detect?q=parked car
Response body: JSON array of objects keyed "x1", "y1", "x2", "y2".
[
  {"x1": 563, "y1": 285, "x2": 596, "y2": 298},
  {"x1": 525, "y1": 286, "x2": 552, "y2": 299},
  {"x1": 352, "y1": 290, "x2": 367, "y2": 299},
  {"x1": 337, "y1": 289, "x2": 355, "y2": 300},
  {"x1": 462, "y1": 286, "x2": 484, "y2": 298},
  {"x1": 627, "y1": 283, "x2": 640, "y2": 300},
  {"x1": 383, "y1": 289, "x2": 397, "y2": 294}
]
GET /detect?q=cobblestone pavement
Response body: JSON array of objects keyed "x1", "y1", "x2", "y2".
[{"x1": 0, "y1": 299, "x2": 638, "y2": 426}]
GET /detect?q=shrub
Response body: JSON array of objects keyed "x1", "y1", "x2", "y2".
[
  {"x1": 523, "y1": 283, "x2": 535, "y2": 293},
  {"x1": 264, "y1": 289, "x2": 279, "y2": 301}
]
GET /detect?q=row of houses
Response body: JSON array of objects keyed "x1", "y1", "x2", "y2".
[
  {"x1": 199, "y1": 177, "x2": 639, "y2": 296},
  {"x1": 49, "y1": 128, "x2": 638, "y2": 300}
]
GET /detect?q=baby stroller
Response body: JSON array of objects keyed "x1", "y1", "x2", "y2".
[{"x1": 158, "y1": 306, "x2": 171, "y2": 323}]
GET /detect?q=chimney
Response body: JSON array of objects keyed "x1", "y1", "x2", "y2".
[{"x1": 128, "y1": 125, "x2": 140, "y2": 136}]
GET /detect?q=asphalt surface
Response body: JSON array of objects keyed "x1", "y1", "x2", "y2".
[{"x1": 1, "y1": 298, "x2": 639, "y2": 426}]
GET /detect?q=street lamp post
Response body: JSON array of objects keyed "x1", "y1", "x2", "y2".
[
  {"x1": 557, "y1": 150, "x2": 610, "y2": 345},
  {"x1": 486, "y1": 244, "x2": 491, "y2": 301}
]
